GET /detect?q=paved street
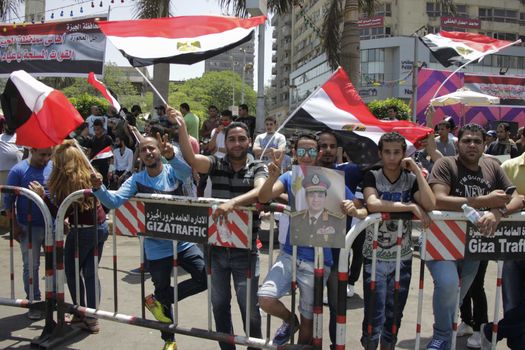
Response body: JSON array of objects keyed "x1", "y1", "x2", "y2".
[{"x1": 0, "y1": 228, "x2": 509, "y2": 349}]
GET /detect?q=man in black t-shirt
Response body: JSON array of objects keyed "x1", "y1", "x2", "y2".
[
  {"x1": 88, "y1": 119, "x2": 113, "y2": 186},
  {"x1": 425, "y1": 123, "x2": 522, "y2": 350}
]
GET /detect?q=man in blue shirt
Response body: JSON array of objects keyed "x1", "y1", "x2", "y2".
[
  {"x1": 4, "y1": 147, "x2": 53, "y2": 320},
  {"x1": 91, "y1": 132, "x2": 206, "y2": 350}
]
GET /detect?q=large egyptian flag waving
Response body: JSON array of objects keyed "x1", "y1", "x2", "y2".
[
  {"x1": 420, "y1": 31, "x2": 520, "y2": 67},
  {"x1": 0, "y1": 70, "x2": 84, "y2": 148},
  {"x1": 284, "y1": 68, "x2": 433, "y2": 164},
  {"x1": 96, "y1": 15, "x2": 266, "y2": 67}
]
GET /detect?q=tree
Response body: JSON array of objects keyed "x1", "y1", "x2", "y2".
[
  {"x1": 133, "y1": 1, "x2": 171, "y2": 107},
  {"x1": 0, "y1": 0, "x2": 22, "y2": 21}
]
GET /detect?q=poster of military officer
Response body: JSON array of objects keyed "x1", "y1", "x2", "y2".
[{"x1": 290, "y1": 165, "x2": 346, "y2": 248}]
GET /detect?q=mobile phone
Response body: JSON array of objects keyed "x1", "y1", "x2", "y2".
[{"x1": 505, "y1": 186, "x2": 516, "y2": 195}]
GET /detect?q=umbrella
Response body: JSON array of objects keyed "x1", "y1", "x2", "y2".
[{"x1": 430, "y1": 88, "x2": 500, "y2": 106}]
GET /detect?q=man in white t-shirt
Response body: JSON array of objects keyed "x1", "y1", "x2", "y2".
[
  {"x1": 86, "y1": 105, "x2": 108, "y2": 135},
  {"x1": 109, "y1": 136, "x2": 134, "y2": 189},
  {"x1": 253, "y1": 117, "x2": 286, "y2": 163}
]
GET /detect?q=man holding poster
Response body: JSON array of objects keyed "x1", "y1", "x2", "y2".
[{"x1": 257, "y1": 133, "x2": 359, "y2": 346}]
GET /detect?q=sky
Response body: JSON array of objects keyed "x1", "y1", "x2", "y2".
[{"x1": 13, "y1": 0, "x2": 273, "y2": 89}]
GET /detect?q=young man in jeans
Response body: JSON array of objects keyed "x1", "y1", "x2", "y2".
[
  {"x1": 5, "y1": 147, "x2": 53, "y2": 320},
  {"x1": 427, "y1": 123, "x2": 522, "y2": 350},
  {"x1": 361, "y1": 132, "x2": 435, "y2": 350}
]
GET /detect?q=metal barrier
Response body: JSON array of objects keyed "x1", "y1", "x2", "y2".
[
  {"x1": 0, "y1": 185, "x2": 56, "y2": 347},
  {"x1": 340, "y1": 210, "x2": 525, "y2": 350}
]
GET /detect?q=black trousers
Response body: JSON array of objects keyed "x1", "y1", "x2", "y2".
[
  {"x1": 348, "y1": 230, "x2": 366, "y2": 285},
  {"x1": 460, "y1": 260, "x2": 488, "y2": 331}
]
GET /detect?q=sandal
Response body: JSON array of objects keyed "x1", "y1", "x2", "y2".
[{"x1": 81, "y1": 317, "x2": 100, "y2": 334}]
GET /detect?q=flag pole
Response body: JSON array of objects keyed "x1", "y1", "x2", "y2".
[
  {"x1": 430, "y1": 39, "x2": 522, "y2": 103},
  {"x1": 134, "y1": 67, "x2": 168, "y2": 106}
]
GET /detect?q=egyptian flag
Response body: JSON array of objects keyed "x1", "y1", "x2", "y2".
[
  {"x1": 87, "y1": 72, "x2": 121, "y2": 111},
  {"x1": 0, "y1": 70, "x2": 84, "y2": 148},
  {"x1": 283, "y1": 68, "x2": 433, "y2": 164},
  {"x1": 420, "y1": 31, "x2": 520, "y2": 67},
  {"x1": 91, "y1": 146, "x2": 113, "y2": 161},
  {"x1": 96, "y1": 15, "x2": 266, "y2": 67}
]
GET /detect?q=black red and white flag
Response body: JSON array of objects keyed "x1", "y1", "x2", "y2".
[
  {"x1": 420, "y1": 31, "x2": 520, "y2": 67},
  {"x1": 0, "y1": 70, "x2": 84, "y2": 148},
  {"x1": 96, "y1": 15, "x2": 266, "y2": 67},
  {"x1": 87, "y1": 72, "x2": 121, "y2": 111},
  {"x1": 283, "y1": 68, "x2": 433, "y2": 164},
  {"x1": 91, "y1": 145, "x2": 113, "y2": 161}
]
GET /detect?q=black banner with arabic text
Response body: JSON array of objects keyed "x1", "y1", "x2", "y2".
[{"x1": 464, "y1": 221, "x2": 525, "y2": 260}]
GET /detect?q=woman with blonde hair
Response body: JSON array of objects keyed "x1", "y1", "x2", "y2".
[{"x1": 37, "y1": 139, "x2": 108, "y2": 333}]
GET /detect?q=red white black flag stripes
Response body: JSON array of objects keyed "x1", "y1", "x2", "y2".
[
  {"x1": 91, "y1": 145, "x2": 113, "y2": 161},
  {"x1": 420, "y1": 31, "x2": 520, "y2": 67},
  {"x1": 87, "y1": 72, "x2": 121, "y2": 111},
  {"x1": 96, "y1": 15, "x2": 266, "y2": 67},
  {"x1": 283, "y1": 68, "x2": 433, "y2": 164},
  {"x1": 0, "y1": 70, "x2": 84, "y2": 148}
]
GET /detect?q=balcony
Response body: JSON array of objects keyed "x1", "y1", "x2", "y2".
[{"x1": 272, "y1": 55, "x2": 277, "y2": 63}]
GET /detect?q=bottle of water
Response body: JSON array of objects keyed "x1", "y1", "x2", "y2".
[{"x1": 462, "y1": 204, "x2": 481, "y2": 224}]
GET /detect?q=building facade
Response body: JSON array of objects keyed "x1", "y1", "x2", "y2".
[
  {"x1": 269, "y1": 0, "x2": 525, "y2": 120},
  {"x1": 204, "y1": 39, "x2": 255, "y2": 89}
]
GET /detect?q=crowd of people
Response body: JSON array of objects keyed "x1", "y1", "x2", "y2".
[{"x1": 0, "y1": 102, "x2": 524, "y2": 350}]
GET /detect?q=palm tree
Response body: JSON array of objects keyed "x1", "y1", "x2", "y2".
[
  {"x1": 219, "y1": 0, "x2": 455, "y2": 86},
  {"x1": 0, "y1": 0, "x2": 23, "y2": 21},
  {"x1": 133, "y1": 1, "x2": 171, "y2": 107}
]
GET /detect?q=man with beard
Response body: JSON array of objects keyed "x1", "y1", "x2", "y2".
[
  {"x1": 91, "y1": 130, "x2": 207, "y2": 350},
  {"x1": 175, "y1": 109, "x2": 267, "y2": 350},
  {"x1": 426, "y1": 123, "x2": 522, "y2": 350}
]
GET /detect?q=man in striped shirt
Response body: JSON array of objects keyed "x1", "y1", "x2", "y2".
[{"x1": 174, "y1": 108, "x2": 268, "y2": 350}]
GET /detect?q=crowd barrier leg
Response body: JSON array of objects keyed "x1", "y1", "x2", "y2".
[
  {"x1": 245, "y1": 246, "x2": 253, "y2": 337},
  {"x1": 391, "y1": 219, "x2": 404, "y2": 345},
  {"x1": 27, "y1": 201, "x2": 34, "y2": 304},
  {"x1": 111, "y1": 212, "x2": 118, "y2": 312},
  {"x1": 73, "y1": 205, "x2": 81, "y2": 308},
  {"x1": 265, "y1": 213, "x2": 276, "y2": 341},
  {"x1": 490, "y1": 261, "x2": 504, "y2": 350},
  {"x1": 450, "y1": 277, "x2": 461, "y2": 350},
  {"x1": 366, "y1": 222, "x2": 380, "y2": 349},
  {"x1": 414, "y1": 229, "x2": 428, "y2": 350},
  {"x1": 335, "y1": 248, "x2": 349, "y2": 350},
  {"x1": 312, "y1": 247, "x2": 324, "y2": 347},
  {"x1": 206, "y1": 245, "x2": 213, "y2": 332},
  {"x1": 172, "y1": 240, "x2": 179, "y2": 326},
  {"x1": 8, "y1": 203, "x2": 15, "y2": 299},
  {"x1": 93, "y1": 210, "x2": 100, "y2": 309},
  {"x1": 139, "y1": 235, "x2": 146, "y2": 319},
  {"x1": 290, "y1": 245, "x2": 298, "y2": 345}
]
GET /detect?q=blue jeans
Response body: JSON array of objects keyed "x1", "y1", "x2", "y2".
[
  {"x1": 211, "y1": 247, "x2": 261, "y2": 350},
  {"x1": 19, "y1": 224, "x2": 46, "y2": 300},
  {"x1": 64, "y1": 222, "x2": 108, "y2": 309},
  {"x1": 148, "y1": 244, "x2": 207, "y2": 342},
  {"x1": 426, "y1": 259, "x2": 479, "y2": 349},
  {"x1": 361, "y1": 258, "x2": 412, "y2": 350}
]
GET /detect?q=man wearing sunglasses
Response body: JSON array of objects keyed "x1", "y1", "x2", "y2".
[{"x1": 257, "y1": 133, "x2": 360, "y2": 346}]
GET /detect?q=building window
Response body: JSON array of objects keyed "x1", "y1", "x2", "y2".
[
  {"x1": 427, "y1": 2, "x2": 465, "y2": 17},
  {"x1": 480, "y1": 7, "x2": 518, "y2": 23}
]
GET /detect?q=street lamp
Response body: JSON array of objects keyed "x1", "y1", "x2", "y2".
[{"x1": 240, "y1": 48, "x2": 247, "y2": 104}]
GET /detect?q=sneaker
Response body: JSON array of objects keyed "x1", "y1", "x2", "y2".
[
  {"x1": 145, "y1": 294, "x2": 171, "y2": 323},
  {"x1": 129, "y1": 267, "x2": 150, "y2": 276},
  {"x1": 81, "y1": 317, "x2": 100, "y2": 334},
  {"x1": 163, "y1": 340, "x2": 177, "y2": 350},
  {"x1": 457, "y1": 322, "x2": 474, "y2": 337},
  {"x1": 272, "y1": 314, "x2": 300, "y2": 346},
  {"x1": 479, "y1": 323, "x2": 492, "y2": 350},
  {"x1": 27, "y1": 308, "x2": 44, "y2": 320},
  {"x1": 426, "y1": 338, "x2": 447, "y2": 350},
  {"x1": 467, "y1": 332, "x2": 481, "y2": 348},
  {"x1": 347, "y1": 284, "x2": 355, "y2": 298}
]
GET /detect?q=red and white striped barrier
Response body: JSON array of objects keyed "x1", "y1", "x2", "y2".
[{"x1": 114, "y1": 200, "x2": 145, "y2": 237}]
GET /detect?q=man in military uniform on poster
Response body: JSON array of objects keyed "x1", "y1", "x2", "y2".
[{"x1": 290, "y1": 172, "x2": 346, "y2": 247}]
